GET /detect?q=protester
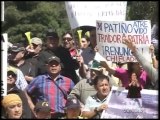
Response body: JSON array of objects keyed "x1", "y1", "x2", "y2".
[
  {"x1": 82, "y1": 75, "x2": 110, "y2": 119},
  {"x1": 69, "y1": 60, "x2": 104, "y2": 105},
  {"x1": 126, "y1": 72, "x2": 142, "y2": 98},
  {"x1": 62, "y1": 95, "x2": 85, "y2": 119},
  {"x1": 34, "y1": 101, "x2": 51, "y2": 119},
  {"x1": 25, "y1": 37, "x2": 44, "y2": 78},
  {"x1": 2, "y1": 94, "x2": 23, "y2": 119},
  {"x1": 80, "y1": 27, "x2": 119, "y2": 86},
  {"x1": 37, "y1": 31, "x2": 79, "y2": 84},
  {"x1": 123, "y1": 39, "x2": 158, "y2": 89},
  {"x1": 100, "y1": 60, "x2": 151, "y2": 89},
  {"x1": 62, "y1": 31, "x2": 81, "y2": 81},
  {"x1": 81, "y1": 27, "x2": 97, "y2": 65},
  {"x1": 7, "y1": 69, "x2": 32, "y2": 118},
  {"x1": 80, "y1": 35, "x2": 91, "y2": 50},
  {"x1": 62, "y1": 31, "x2": 79, "y2": 59},
  {"x1": 8, "y1": 43, "x2": 36, "y2": 83},
  {"x1": 25, "y1": 56, "x2": 75, "y2": 118},
  {"x1": 7, "y1": 65, "x2": 28, "y2": 91}
]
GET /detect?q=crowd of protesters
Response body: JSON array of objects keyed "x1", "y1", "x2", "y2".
[{"x1": 1, "y1": 23, "x2": 158, "y2": 119}]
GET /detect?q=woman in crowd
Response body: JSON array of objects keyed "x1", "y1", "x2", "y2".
[
  {"x1": 2, "y1": 94, "x2": 23, "y2": 119},
  {"x1": 126, "y1": 72, "x2": 142, "y2": 98}
]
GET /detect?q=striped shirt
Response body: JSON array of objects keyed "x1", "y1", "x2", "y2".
[{"x1": 27, "y1": 74, "x2": 75, "y2": 113}]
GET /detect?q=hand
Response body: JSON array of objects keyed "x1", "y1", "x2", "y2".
[
  {"x1": 123, "y1": 39, "x2": 137, "y2": 52},
  {"x1": 149, "y1": 44, "x2": 155, "y2": 54},
  {"x1": 131, "y1": 81, "x2": 136, "y2": 86},
  {"x1": 76, "y1": 55, "x2": 84, "y2": 66},
  {"x1": 136, "y1": 82, "x2": 140, "y2": 87},
  {"x1": 129, "y1": 82, "x2": 132, "y2": 86},
  {"x1": 97, "y1": 104, "x2": 108, "y2": 112},
  {"x1": 26, "y1": 45, "x2": 35, "y2": 53},
  {"x1": 149, "y1": 44, "x2": 156, "y2": 59},
  {"x1": 94, "y1": 46, "x2": 99, "y2": 52}
]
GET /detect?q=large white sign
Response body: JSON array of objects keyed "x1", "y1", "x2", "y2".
[
  {"x1": 65, "y1": 2, "x2": 127, "y2": 29},
  {"x1": 96, "y1": 20, "x2": 151, "y2": 62},
  {"x1": 101, "y1": 86, "x2": 158, "y2": 119}
]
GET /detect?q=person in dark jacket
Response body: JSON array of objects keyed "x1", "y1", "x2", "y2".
[{"x1": 37, "y1": 31, "x2": 79, "y2": 84}]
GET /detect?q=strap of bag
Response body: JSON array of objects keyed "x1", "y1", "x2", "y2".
[{"x1": 53, "y1": 81, "x2": 68, "y2": 100}]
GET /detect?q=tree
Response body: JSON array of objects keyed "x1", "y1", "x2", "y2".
[
  {"x1": 2, "y1": 1, "x2": 70, "y2": 44},
  {"x1": 127, "y1": 1, "x2": 158, "y2": 26}
]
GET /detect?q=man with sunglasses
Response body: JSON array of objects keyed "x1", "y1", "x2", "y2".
[
  {"x1": 37, "y1": 31, "x2": 80, "y2": 84},
  {"x1": 62, "y1": 31, "x2": 81, "y2": 81}
]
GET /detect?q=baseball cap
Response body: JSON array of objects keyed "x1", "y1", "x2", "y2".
[
  {"x1": 46, "y1": 31, "x2": 59, "y2": 39},
  {"x1": 34, "y1": 101, "x2": 51, "y2": 113},
  {"x1": 47, "y1": 56, "x2": 61, "y2": 63},
  {"x1": 64, "y1": 96, "x2": 81, "y2": 109},
  {"x1": 88, "y1": 60, "x2": 102, "y2": 71},
  {"x1": 10, "y1": 43, "x2": 25, "y2": 52},
  {"x1": 31, "y1": 37, "x2": 43, "y2": 45}
]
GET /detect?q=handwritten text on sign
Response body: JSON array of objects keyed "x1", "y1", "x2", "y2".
[{"x1": 96, "y1": 20, "x2": 151, "y2": 62}]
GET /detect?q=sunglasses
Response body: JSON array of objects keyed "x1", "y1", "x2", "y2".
[
  {"x1": 63, "y1": 37, "x2": 72, "y2": 41},
  {"x1": 32, "y1": 43, "x2": 39, "y2": 49}
]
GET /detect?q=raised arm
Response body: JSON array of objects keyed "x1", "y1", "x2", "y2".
[
  {"x1": 123, "y1": 39, "x2": 158, "y2": 86},
  {"x1": 149, "y1": 44, "x2": 158, "y2": 69},
  {"x1": 100, "y1": 61, "x2": 115, "y2": 75}
]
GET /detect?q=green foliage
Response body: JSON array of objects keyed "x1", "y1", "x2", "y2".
[
  {"x1": 127, "y1": 1, "x2": 158, "y2": 25},
  {"x1": 2, "y1": 1, "x2": 70, "y2": 44}
]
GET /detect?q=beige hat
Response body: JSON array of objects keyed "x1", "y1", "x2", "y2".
[{"x1": 31, "y1": 37, "x2": 43, "y2": 45}]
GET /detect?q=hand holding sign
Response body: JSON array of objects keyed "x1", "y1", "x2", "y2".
[{"x1": 96, "y1": 104, "x2": 108, "y2": 112}]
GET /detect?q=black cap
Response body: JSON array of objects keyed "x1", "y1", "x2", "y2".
[
  {"x1": 47, "y1": 56, "x2": 61, "y2": 63},
  {"x1": 10, "y1": 43, "x2": 25, "y2": 52},
  {"x1": 34, "y1": 101, "x2": 51, "y2": 113},
  {"x1": 46, "y1": 32, "x2": 59, "y2": 39},
  {"x1": 64, "y1": 96, "x2": 81, "y2": 109}
]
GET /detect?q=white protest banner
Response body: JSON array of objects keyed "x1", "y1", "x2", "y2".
[
  {"x1": 65, "y1": 2, "x2": 127, "y2": 29},
  {"x1": 96, "y1": 20, "x2": 151, "y2": 62},
  {"x1": 101, "y1": 86, "x2": 158, "y2": 119},
  {"x1": 1, "y1": 33, "x2": 8, "y2": 96}
]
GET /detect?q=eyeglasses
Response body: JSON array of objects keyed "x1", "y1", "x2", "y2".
[{"x1": 63, "y1": 37, "x2": 72, "y2": 41}]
